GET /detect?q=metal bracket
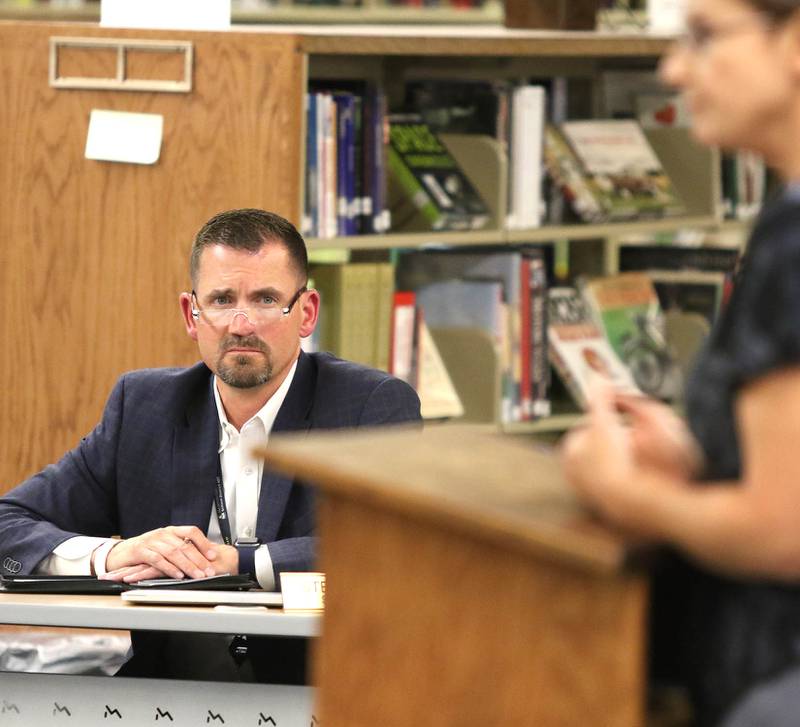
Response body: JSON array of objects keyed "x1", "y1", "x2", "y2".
[{"x1": 49, "y1": 37, "x2": 193, "y2": 93}]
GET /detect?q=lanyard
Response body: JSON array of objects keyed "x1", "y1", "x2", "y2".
[{"x1": 213, "y1": 456, "x2": 233, "y2": 546}]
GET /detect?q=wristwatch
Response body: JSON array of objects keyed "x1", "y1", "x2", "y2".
[{"x1": 234, "y1": 536, "x2": 261, "y2": 579}]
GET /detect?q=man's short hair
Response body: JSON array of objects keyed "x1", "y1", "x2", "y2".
[{"x1": 190, "y1": 209, "x2": 309, "y2": 286}]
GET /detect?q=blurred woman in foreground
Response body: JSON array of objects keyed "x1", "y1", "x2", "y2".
[{"x1": 562, "y1": 1, "x2": 800, "y2": 725}]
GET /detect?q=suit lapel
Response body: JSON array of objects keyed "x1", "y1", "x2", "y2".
[
  {"x1": 256, "y1": 352, "x2": 315, "y2": 541},
  {"x1": 171, "y1": 376, "x2": 219, "y2": 533}
]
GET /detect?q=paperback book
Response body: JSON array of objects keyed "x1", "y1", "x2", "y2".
[
  {"x1": 580, "y1": 272, "x2": 682, "y2": 399},
  {"x1": 550, "y1": 119, "x2": 684, "y2": 221},
  {"x1": 547, "y1": 287, "x2": 639, "y2": 410},
  {"x1": 387, "y1": 113, "x2": 490, "y2": 231}
]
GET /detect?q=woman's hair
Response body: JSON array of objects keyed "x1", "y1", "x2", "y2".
[{"x1": 749, "y1": 0, "x2": 800, "y2": 22}]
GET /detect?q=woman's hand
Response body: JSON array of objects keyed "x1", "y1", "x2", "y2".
[
  {"x1": 560, "y1": 380, "x2": 638, "y2": 525},
  {"x1": 615, "y1": 394, "x2": 703, "y2": 480}
]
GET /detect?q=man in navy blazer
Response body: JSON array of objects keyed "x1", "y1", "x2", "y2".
[{"x1": 0, "y1": 208, "x2": 421, "y2": 680}]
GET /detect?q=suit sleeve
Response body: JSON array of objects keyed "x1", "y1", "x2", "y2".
[
  {"x1": 265, "y1": 374, "x2": 421, "y2": 585},
  {"x1": 357, "y1": 376, "x2": 422, "y2": 426},
  {"x1": 0, "y1": 376, "x2": 126, "y2": 574}
]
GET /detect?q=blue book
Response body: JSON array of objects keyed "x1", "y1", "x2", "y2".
[
  {"x1": 333, "y1": 94, "x2": 352, "y2": 237},
  {"x1": 333, "y1": 93, "x2": 358, "y2": 237},
  {"x1": 305, "y1": 93, "x2": 319, "y2": 237}
]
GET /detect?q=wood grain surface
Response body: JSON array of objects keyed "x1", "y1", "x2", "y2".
[
  {"x1": 295, "y1": 27, "x2": 670, "y2": 57},
  {"x1": 311, "y1": 476, "x2": 647, "y2": 726},
  {"x1": 0, "y1": 22, "x2": 304, "y2": 487},
  {"x1": 505, "y1": 0, "x2": 601, "y2": 31},
  {"x1": 263, "y1": 424, "x2": 640, "y2": 574}
]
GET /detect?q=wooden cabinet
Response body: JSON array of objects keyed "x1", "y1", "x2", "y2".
[{"x1": 0, "y1": 21, "x2": 304, "y2": 486}]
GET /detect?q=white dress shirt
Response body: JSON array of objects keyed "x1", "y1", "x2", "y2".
[{"x1": 37, "y1": 360, "x2": 298, "y2": 591}]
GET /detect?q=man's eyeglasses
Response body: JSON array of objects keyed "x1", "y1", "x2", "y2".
[
  {"x1": 678, "y1": 15, "x2": 774, "y2": 53},
  {"x1": 191, "y1": 286, "x2": 307, "y2": 327}
]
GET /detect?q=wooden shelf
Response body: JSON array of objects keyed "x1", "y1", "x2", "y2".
[
  {"x1": 0, "y1": 0, "x2": 503, "y2": 25},
  {"x1": 308, "y1": 229, "x2": 505, "y2": 250},
  {"x1": 0, "y1": 1, "x2": 98, "y2": 20},
  {"x1": 501, "y1": 414, "x2": 584, "y2": 435},
  {"x1": 0, "y1": 8, "x2": 676, "y2": 59},
  {"x1": 235, "y1": 2, "x2": 503, "y2": 25},
  {"x1": 307, "y1": 215, "x2": 725, "y2": 251},
  {"x1": 294, "y1": 26, "x2": 674, "y2": 56},
  {"x1": 505, "y1": 215, "x2": 723, "y2": 244}
]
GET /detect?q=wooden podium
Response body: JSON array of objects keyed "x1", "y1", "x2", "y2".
[{"x1": 264, "y1": 425, "x2": 648, "y2": 726}]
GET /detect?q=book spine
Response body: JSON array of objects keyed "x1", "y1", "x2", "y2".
[
  {"x1": 390, "y1": 291, "x2": 417, "y2": 384},
  {"x1": 543, "y1": 124, "x2": 606, "y2": 223},
  {"x1": 334, "y1": 94, "x2": 350, "y2": 238},
  {"x1": 316, "y1": 93, "x2": 328, "y2": 239},
  {"x1": 310, "y1": 264, "x2": 344, "y2": 355},
  {"x1": 618, "y1": 245, "x2": 740, "y2": 273},
  {"x1": 325, "y1": 95, "x2": 338, "y2": 239},
  {"x1": 345, "y1": 95, "x2": 358, "y2": 236},
  {"x1": 341, "y1": 264, "x2": 380, "y2": 368},
  {"x1": 529, "y1": 252, "x2": 551, "y2": 419},
  {"x1": 508, "y1": 85, "x2": 546, "y2": 230},
  {"x1": 519, "y1": 257, "x2": 532, "y2": 420},
  {"x1": 374, "y1": 263, "x2": 395, "y2": 372},
  {"x1": 352, "y1": 94, "x2": 364, "y2": 236},
  {"x1": 360, "y1": 88, "x2": 375, "y2": 234},
  {"x1": 304, "y1": 93, "x2": 317, "y2": 237},
  {"x1": 374, "y1": 91, "x2": 390, "y2": 233}
]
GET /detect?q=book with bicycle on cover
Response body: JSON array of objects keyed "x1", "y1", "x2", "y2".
[
  {"x1": 579, "y1": 272, "x2": 682, "y2": 400},
  {"x1": 547, "y1": 286, "x2": 639, "y2": 410}
]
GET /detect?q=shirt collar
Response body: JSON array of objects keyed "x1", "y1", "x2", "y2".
[{"x1": 213, "y1": 358, "x2": 299, "y2": 452}]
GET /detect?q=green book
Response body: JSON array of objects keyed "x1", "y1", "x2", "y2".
[{"x1": 387, "y1": 114, "x2": 490, "y2": 232}]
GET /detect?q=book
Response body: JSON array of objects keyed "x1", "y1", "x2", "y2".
[
  {"x1": 396, "y1": 249, "x2": 532, "y2": 423},
  {"x1": 333, "y1": 93, "x2": 357, "y2": 236},
  {"x1": 647, "y1": 269, "x2": 726, "y2": 327},
  {"x1": 303, "y1": 92, "x2": 317, "y2": 236},
  {"x1": 321, "y1": 93, "x2": 338, "y2": 239},
  {"x1": 580, "y1": 272, "x2": 682, "y2": 399},
  {"x1": 543, "y1": 125, "x2": 607, "y2": 223},
  {"x1": 598, "y1": 69, "x2": 669, "y2": 119},
  {"x1": 390, "y1": 291, "x2": 419, "y2": 387},
  {"x1": 528, "y1": 251, "x2": 550, "y2": 419},
  {"x1": 558, "y1": 119, "x2": 685, "y2": 221},
  {"x1": 720, "y1": 150, "x2": 767, "y2": 220},
  {"x1": 417, "y1": 318, "x2": 464, "y2": 420},
  {"x1": 415, "y1": 278, "x2": 507, "y2": 420},
  {"x1": 312, "y1": 263, "x2": 395, "y2": 369},
  {"x1": 387, "y1": 114, "x2": 490, "y2": 231},
  {"x1": 305, "y1": 82, "x2": 389, "y2": 237},
  {"x1": 403, "y1": 78, "x2": 510, "y2": 140},
  {"x1": 547, "y1": 287, "x2": 640, "y2": 409},
  {"x1": 507, "y1": 85, "x2": 546, "y2": 230},
  {"x1": 415, "y1": 279, "x2": 505, "y2": 339},
  {"x1": 616, "y1": 242, "x2": 740, "y2": 274},
  {"x1": 374, "y1": 263, "x2": 396, "y2": 372}
]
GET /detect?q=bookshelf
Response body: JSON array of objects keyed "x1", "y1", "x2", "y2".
[
  {"x1": 299, "y1": 28, "x2": 733, "y2": 435},
  {"x1": 0, "y1": 21, "x2": 737, "y2": 489}
]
